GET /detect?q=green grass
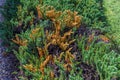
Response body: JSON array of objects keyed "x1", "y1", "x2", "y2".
[{"x1": 104, "y1": 0, "x2": 120, "y2": 43}]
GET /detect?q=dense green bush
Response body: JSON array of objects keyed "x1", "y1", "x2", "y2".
[
  {"x1": 0, "y1": 0, "x2": 108, "y2": 46},
  {"x1": 42, "y1": 0, "x2": 107, "y2": 29},
  {"x1": 77, "y1": 37, "x2": 120, "y2": 80},
  {"x1": 0, "y1": 0, "x2": 20, "y2": 46}
]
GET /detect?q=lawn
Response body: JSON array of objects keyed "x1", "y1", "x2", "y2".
[{"x1": 104, "y1": 0, "x2": 120, "y2": 43}]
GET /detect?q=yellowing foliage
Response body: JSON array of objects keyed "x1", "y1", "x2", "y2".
[
  {"x1": 23, "y1": 64, "x2": 37, "y2": 72},
  {"x1": 36, "y1": 5, "x2": 43, "y2": 19},
  {"x1": 14, "y1": 5, "x2": 81, "y2": 79},
  {"x1": 12, "y1": 35, "x2": 27, "y2": 46}
]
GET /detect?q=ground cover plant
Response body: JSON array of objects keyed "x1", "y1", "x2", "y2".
[
  {"x1": 0, "y1": 0, "x2": 120, "y2": 80},
  {"x1": 0, "y1": 0, "x2": 20, "y2": 46}
]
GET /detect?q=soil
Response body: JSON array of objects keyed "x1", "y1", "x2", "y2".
[
  {"x1": 79, "y1": 62, "x2": 100, "y2": 80},
  {"x1": 0, "y1": 46, "x2": 19, "y2": 80}
]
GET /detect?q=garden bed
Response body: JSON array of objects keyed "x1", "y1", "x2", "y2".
[{"x1": 0, "y1": 0, "x2": 120, "y2": 80}]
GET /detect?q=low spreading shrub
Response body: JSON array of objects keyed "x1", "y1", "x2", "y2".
[
  {"x1": 77, "y1": 36, "x2": 120, "y2": 80},
  {"x1": 0, "y1": 0, "x2": 108, "y2": 47},
  {"x1": 12, "y1": 4, "x2": 83, "y2": 79},
  {"x1": 1, "y1": 0, "x2": 120, "y2": 80}
]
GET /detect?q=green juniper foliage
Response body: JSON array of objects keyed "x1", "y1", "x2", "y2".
[
  {"x1": 0, "y1": 0, "x2": 20, "y2": 46},
  {"x1": 77, "y1": 36, "x2": 120, "y2": 80},
  {"x1": 0, "y1": 0, "x2": 108, "y2": 45},
  {"x1": 1, "y1": 0, "x2": 120, "y2": 80}
]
